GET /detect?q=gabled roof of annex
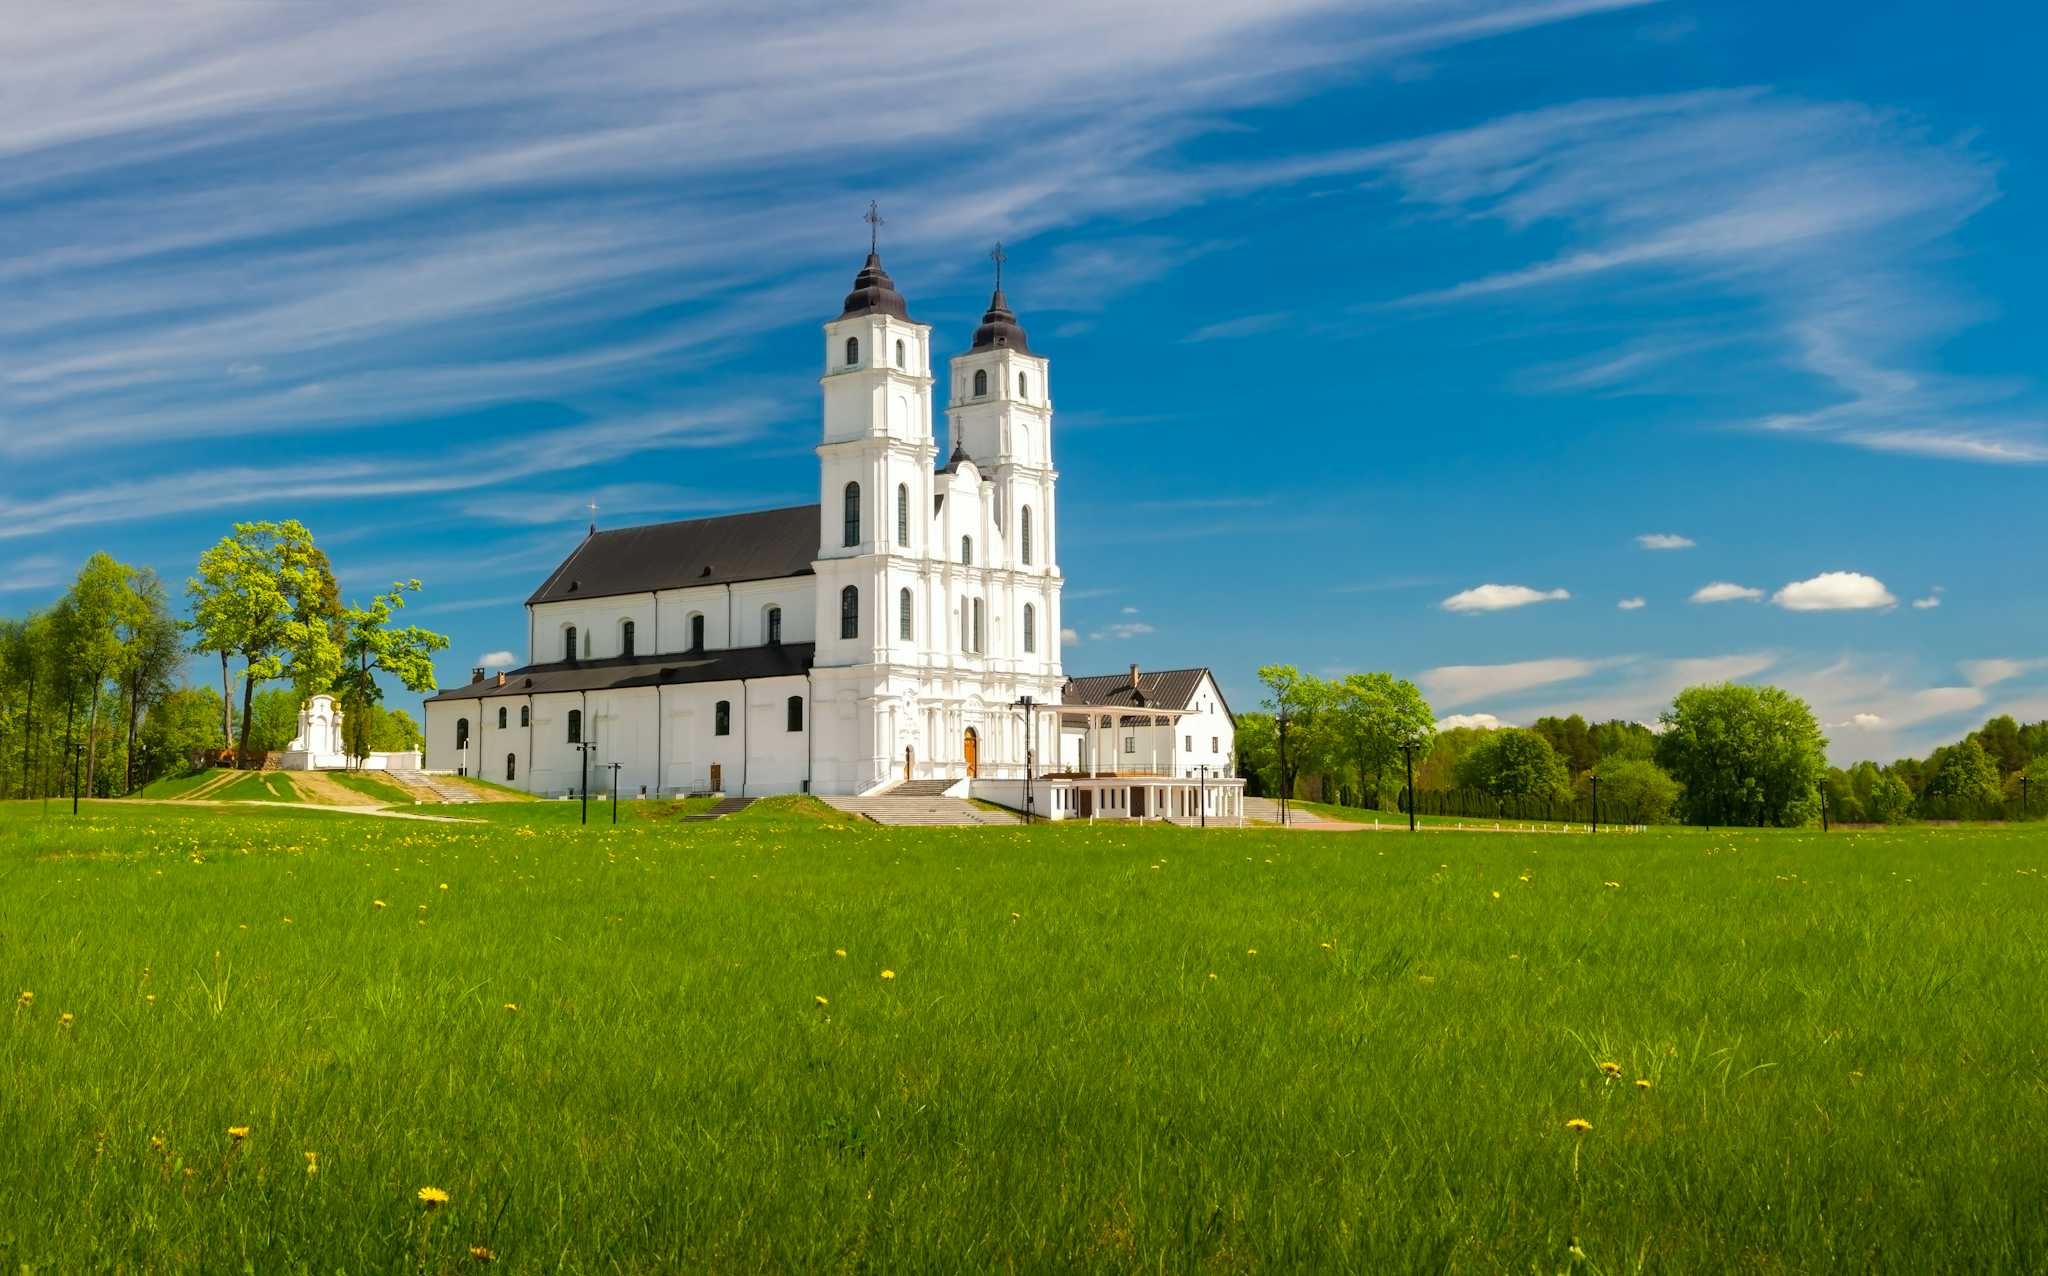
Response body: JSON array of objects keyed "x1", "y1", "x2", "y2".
[{"x1": 526, "y1": 504, "x2": 820, "y2": 606}]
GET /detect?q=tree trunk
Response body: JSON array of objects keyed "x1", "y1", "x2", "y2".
[
  {"x1": 219, "y1": 650, "x2": 232, "y2": 754},
  {"x1": 237, "y1": 661, "x2": 258, "y2": 769},
  {"x1": 61, "y1": 693, "x2": 76, "y2": 802},
  {"x1": 20, "y1": 660, "x2": 33, "y2": 798},
  {"x1": 84, "y1": 669, "x2": 104, "y2": 797},
  {"x1": 125, "y1": 670, "x2": 143, "y2": 794}
]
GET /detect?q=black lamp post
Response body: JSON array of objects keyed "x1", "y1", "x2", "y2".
[
  {"x1": 1198, "y1": 763, "x2": 1209, "y2": 830},
  {"x1": 1400, "y1": 738, "x2": 1417, "y2": 833},
  {"x1": 1013, "y1": 695, "x2": 1036, "y2": 824},
  {"x1": 607, "y1": 761, "x2": 623, "y2": 824},
  {"x1": 575, "y1": 741, "x2": 596, "y2": 825},
  {"x1": 1591, "y1": 774, "x2": 1599, "y2": 836},
  {"x1": 1819, "y1": 779, "x2": 1829, "y2": 833},
  {"x1": 1275, "y1": 707, "x2": 1291, "y2": 828}
]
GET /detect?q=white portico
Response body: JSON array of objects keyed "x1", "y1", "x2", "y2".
[
  {"x1": 276, "y1": 693, "x2": 421, "y2": 772},
  {"x1": 421, "y1": 226, "x2": 1239, "y2": 815}
]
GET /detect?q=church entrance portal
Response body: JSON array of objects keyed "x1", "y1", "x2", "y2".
[
  {"x1": 709, "y1": 763, "x2": 723, "y2": 793},
  {"x1": 963, "y1": 729, "x2": 978, "y2": 779}
]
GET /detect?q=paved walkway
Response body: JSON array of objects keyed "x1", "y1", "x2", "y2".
[
  {"x1": 821, "y1": 793, "x2": 1019, "y2": 827},
  {"x1": 99, "y1": 798, "x2": 483, "y2": 824}
]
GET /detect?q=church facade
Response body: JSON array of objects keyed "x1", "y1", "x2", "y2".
[{"x1": 423, "y1": 240, "x2": 1239, "y2": 818}]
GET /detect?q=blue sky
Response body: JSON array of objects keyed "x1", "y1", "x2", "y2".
[{"x1": 3, "y1": 0, "x2": 2044, "y2": 763}]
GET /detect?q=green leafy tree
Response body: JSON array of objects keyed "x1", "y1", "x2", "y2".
[
  {"x1": 1414, "y1": 725, "x2": 1488, "y2": 791},
  {"x1": 53, "y1": 554, "x2": 138, "y2": 799},
  {"x1": 1233, "y1": 712, "x2": 1281, "y2": 797},
  {"x1": 187, "y1": 521, "x2": 342, "y2": 767},
  {"x1": 1584, "y1": 756, "x2": 1681, "y2": 824},
  {"x1": 136, "y1": 687, "x2": 229, "y2": 784},
  {"x1": 1919, "y1": 738, "x2": 2004, "y2": 812},
  {"x1": 1589, "y1": 719, "x2": 1657, "y2": 763},
  {"x1": 117, "y1": 567, "x2": 183, "y2": 793},
  {"x1": 1968, "y1": 715, "x2": 2027, "y2": 778},
  {"x1": 1656, "y1": 683, "x2": 1827, "y2": 827},
  {"x1": 1530, "y1": 714, "x2": 1598, "y2": 775},
  {"x1": 1454, "y1": 728, "x2": 1571, "y2": 803},
  {"x1": 1326, "y1": 672, "x2": 1434, "y2": 809},
  {"x1": 245, "y1": 688, "x2": 306, "y2": 755},
  {"x1": 377, "y1": 708, "x2": 426, "y2": 753},
  {"x1": 1257, "y1": 665, "x2": 1330, "y2": 802},
  {"x1": 332, "y1": 580, "x2": 448, "y2": 767}
]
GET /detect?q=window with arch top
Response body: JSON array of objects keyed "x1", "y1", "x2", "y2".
[
  {"x1": 1023, "y1": 602, "x2": 1036, "y2": 653},
  {"x1": 1020, "y1": 506, "x2": 1033, "y2": 565},
  {"x1": 895, "y1": 339, "x2": 905, "y2": 369},
  {"x1": 973, "y1": 368, "x2": 987, "y2": 397},
  {"x1": 840, "y1": 585, "x2": 859, "y2": 639},
  {"x1": 786, "y1": 695, "x2": 804, "y2": 732},
  {"x1": 620, "y1": 619, "x2": 635, "y2": 659},
  {"x1": 961, "y1": 535, "x2": 972, "y2": 565},
  {"x1": 899, "y1": 587, "x2": 913, "y2": 641},
  {"x1": 520, "y1": 705, "x2": 530, "y2": 728},
  {"x1": 688, "y1": 613, "x2": 705, "y2": 653},
  {"x1": 455, "y1": 718, "x2": 469, "y2": 750},
  {"x1": 765, "y1": 605, "x2": 782, "y2": 645},
  {"x1": 1018, "y1": 372, "x2": 1028, "y2": 398},
  {"x1": 497, "y1": 706, "x2": 507, "y2": 729},
  {"x1": 843, "y1": 481, "x2": 860, "y2": 547},
  {"x1": 714, "y1": 701, "x2": 730, "y2": 736},
  {"x1": 566, "y1": 710, "x2": 581, "y2": 744},
  {"x1": 506, "y1": 753, "x2": 517, "y2": 782},
  {"x1": 845, "y1": 336, "x2": 859, "y2": 366},
  {"x1": 896, "y1": 484, "x2": 909, "y2": 546},
  {"x1": 563, "y1": 625, "x2": 578, "y2": 662}
]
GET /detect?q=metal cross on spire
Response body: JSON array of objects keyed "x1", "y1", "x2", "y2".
[
  {"x1": 865, "y1": 200, "x2": 884, "y2": 254},
  {"x1": 585, "y1": 499, "x2": 600, "y2": 535},
  {"x1": 990, "y1": 240, "x2": 1006, "y2": 291}
]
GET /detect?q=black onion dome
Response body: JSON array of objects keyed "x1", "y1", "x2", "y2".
[
  {"x1": 838, "y1": 252, "x2": 910, "y2": 321},
  {"x1": 969, "y1": 288, "x2": 1031, "y2": 354},
  {"x1": 940, "y1": 438, "x2": 975, "y2": 475}
]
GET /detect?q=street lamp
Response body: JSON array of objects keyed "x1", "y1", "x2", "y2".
[
  {"x1": 1012, "y1": 695, "x2": 1036, "y2": 824},
  {"x1": 1275, "y1": 706, "x2": 1291, "y2": 828},
  {"x1": 607, "y1": 761, "x2": 623, "y2": 825},
  {"x1": 574, "y1": 741, "x2": 598, "y2": 825},
  {"x1": 1399, "y1": 737, "x2": 1417, "y2": 833},
  {"x1": 1198, "y1": 763, "x2": 1209, "y2": 829}
]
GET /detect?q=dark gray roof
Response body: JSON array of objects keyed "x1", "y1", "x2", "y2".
[
  {"x1": 527, "y1": 505, "x2": 818, "y2": 605},
  {"x1": 969, "y1": 288, "x2": 1031, "y2": 355},
  {"x1": 425, "y1": 643, "x2": 816, "y2": 703},
  {"x1": 1063, "y1": 667, "x2": 1232, "y2": 721},
  {"x1": 838, "y1": 252, "x2": 911, "y2": 321}
]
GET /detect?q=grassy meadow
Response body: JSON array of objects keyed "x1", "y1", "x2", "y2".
[{"x1": 2, "y1": 799, "x2": 2044, "y2": 1273}]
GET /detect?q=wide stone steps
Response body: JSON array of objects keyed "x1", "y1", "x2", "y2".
[
  {"x1": 822, "y1": 795, "x2": 1018, "y2": 827},
  {"x1": 887, "y1": 779, "x2": 963, "y2": 798},
  {"x1": 684, "y1": 796, "x2": 756, "y2": 822},
  {"x1": 384, "y1": 768, "x2": 481, "y2": 804}
]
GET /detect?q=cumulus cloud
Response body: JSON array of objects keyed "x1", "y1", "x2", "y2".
[
  {"x1": 1617, "y1": 597, "x2": 1646, "y2": 610},
  {"x1": 1912, "y1": 586, "x2": 1944, "y2": 609},
  {"x1": 1690, "y1": 582, "x2": 1763, "y2": 604},
  {"x1": 1421, "y1": 657, "x2": 1604, "y2": 708},
  {"x1": 1635, "y1": 533, "x2": 1694, "y2": 550},
  {"x1": 478, "y1": 649, "x2": 516, "y2": 668},
  {"x1": 1771, "y1": 571, "x2": 1896, "y2": 612},
  {"x1": 1060, "y1": 627, "x2": 1080, "y2": 646},
  {"x1": 1437, "y1": 713, "x2": 1509, "y2": 730},
  {"x1": 1440, "y1": 584, "x2": 1570, "y2": 613},
  {"x1": 1838, "y1": 712, "x2": 1886, "y2": 729}
]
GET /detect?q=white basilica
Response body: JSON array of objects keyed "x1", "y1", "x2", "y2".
[{"x1": 424, "y1": 239, "x2": 1241, "y2": 820}]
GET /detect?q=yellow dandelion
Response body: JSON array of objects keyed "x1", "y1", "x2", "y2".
[
  {"x1": 417, "y1": 1186, "x2": 450, "y2": 1208},
  {"x1": 1207, "y1": 972, "x2": 1217, "y2": 980},
  {"x1": 469, "y1": 1245, "x2": 497, "y2": 1262},
  {"x1": 373, "y1": 900, "x2": 387, "y2": 909},
  {"x1": 879, "y1": 969, "x2": 896, "y2": 981},
  {"x1": 503, "y1": 1003, "x2": 519, "y2": 1012},
  {"x1": 1417, "y1": 974, "x2": 1436, "y2": 986},
  {"x1": 1319, "y1": 941, "x2": 1333, "y2": 952},
  {"x1": 15, "y1": 990, "x2": 30, "y2": 1006},
  {"x1": 1603, "y1": 881, "x2": 1620, "y2": 889},
  {"x1": 59, "y1": 1012, "x2": 74, "y2": 1028},
  {"x1": 1490, "y1": 890, "x2": 1501, "y2": 900},
  {"x1": 1635, "y1": 1078, "x2": 1652, "y2": 1090},
  {"x1": 1598, "y1": 1061, "x2": 1622, "y2": 1078},
  {"x1": 149, "y1": 1135, "x2": 167, "y2": 1151},
  {"x1": 1246, "y1": 948, "x2": 1257, "y2": 957},
  {"x1": 833, "y1": 948, "x2": 847, "y2": 958},
  {"x1": 1010, "y1": 912, "x2": 1021, "y2": 921},
  {"x1": 145, "y1": 994, "x2": 156, "y2": 1004},
  {"x1": 440, "y1": 883, "x2": 450, "y2": 891},
  {"x1": 1565, "y1": 1118, "x2": 1593, "y2": 1134},
  {"x1": 227, "y1": 1126, "x2": 250, "y2": 1141},
  {"x1": 305, "y1": 1151, "x2": 319, "y2": 1174},
  {"x1": 814, "y1": 995, "x2": 829, "y2": 1008}
]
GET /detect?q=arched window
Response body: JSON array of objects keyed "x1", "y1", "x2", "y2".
[
  {"x1": 765, "y1": 605, "x2": 782, "y2": 645},
  {"x1": 960, "y1": 598, "x2": 970, "y2": 651},
  {"x1": 973, "y1": 368, "x2": 988, "y2": 397},
  {"x1": 1020, "y1": 505, "x2": 1033, "y2": 565},
  {"x1": 520, "y1": 705, "x2": 530, "y2": 728},
  {"x1": 688, "y1": 613, "x2": 705, "y2": 653},
  {"x1": 843, "y1": 481, "x2": 860, "y2": 548},
  {"x1": 1018, "y1": 372, "x2": 1028, "y2": 398},
  {"x1": 714, "y1": 701, "x2": 731, "y2": 736},
  {"x1": 455, "y1": 718, "x2": 469, "y2": 750},
  {"x1": 563, "y1": 626, "x2": 578, "y2": 662},
  {"x1": 972, "y1": 598, "x2": 984, "y2": 653},
  {"x1": 1024, "y1": 603, "x2": 1036, "y2": 653},
  {"x1": 896, "y1": 484, "x2": 909, "y2": 546},
  {"x1": 786, "y1": 695, "x2": 804, "y2": 732},
  {"x1": 845, "y1": 336, "x2": 859, "y2": 366},
  {"x1": 895, "y1": 339, "x2": 905, "y2": 369},
  {"x1": 620, "y1": 619, "x2": 635, "y2": 659},
  {"x1": 497, "y1": 706, "x2": 507, "y2": 729},
  {"x1": 961, "y1": 535, "x2": 972, "y2": 565},
  {"x1": 566, "y1": 710, "x2": 582, "y2": 744},
  {"x1": 899, "y1": 587, "x2": 913, "y2": 641},
  {"x1": 506, "y1": 753, "x2": 517, "y2": 782},
  {"x1": 840, "y1": 585, "x2": 859, "y2": 639}
]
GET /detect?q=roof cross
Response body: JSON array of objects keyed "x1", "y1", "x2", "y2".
[
  {"x1": 990, "y1": 240, "x2": 1006, "y2": 290},
  {"x1": 585, "y1": 499, "x2": 599, "y2": 534},
  {"x1": 865, "y1": 200, "x2": 884, "y2": 254}
]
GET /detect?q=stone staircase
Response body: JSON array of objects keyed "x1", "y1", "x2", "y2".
[
  {"x1": 822, "y1": 785, "x2": 1018, "y2": 827},
  {"x1": 383, "y1": 766, "x2": 482, "y2": 805},
  {"x1": 683, "y1": 796, "x2": 756, "y2": 822}
]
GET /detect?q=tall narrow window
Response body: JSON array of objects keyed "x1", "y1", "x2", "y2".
[
  {"x1": 973, "y1": 369, "x2": 988, "y2": 397},
  {"x1": 1018, "y1": 372, "x2": 1028, "y2": 398},
  {"x1": 1020, "y1": 506, "x2": 1033, "y2": 565},
  {"x1": 961, "y1": 535, "x2": 972, "y2": 565},
  {"x1": 843, "y1": 481, "x2": 860, "y2": 548},
  {"x1": 620, "y1": 619, "x2": 635, "y2": 658},
  {"x1": 960, "y1": 598, "x2": 970, "y2": 651},
  {"x1": 845, "y1": 336, "x2": 859, "y2": 366},
  {"x1": 506, "y1": 753, "x2": 517, "y2": 782},
  {"x1": 765, "y1": 606, "x2": 782, "y2": 645},
  {"x1": 899, "y1": 587, "x2": 913, "y2": 641},
  {"x1": 520, "y1": 705, "x2": 530, "y2": 728},
  {"x1": 563, "y1": 626, "x2": 578, "y2": 662},
  {"x1": 455, "y1": 718, "x2": 469, "y2": 750},
  {"x1": 840, "y1": 585, "x2": 859, "y2": 639},
  {"x1": 566, "y1": 710, "x2": 582, "y2": 744},
  {"x1": 1023, "y1": 603, "x2": 1036, "y2": 653},
  {"x1": 715, "y1": 701, "x2": 730, "y2": 736},
  {"x1": 896, "y1": 484, "x2": 909, "y2": 546},
  {"x1": 497, "y1": 706, "x2": 507, "y2": 729},
  {"x1": 786, "y1": 695, "x2": 804, "y2": 732},
  {"x1": 973, "y1": 598, "x2": 984, "y2": 653},
  {"x1": 689, "y1": 613, "x2": 705, "y2": 652},
  {"x1": 895, "y1": 339, "x2": 905, "y2": 369}
]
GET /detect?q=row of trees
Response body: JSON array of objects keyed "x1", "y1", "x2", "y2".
[
  {"x1": 1823, "y1": 715, "x2": 2048, "y2": 823},
  {"x1": 0, "y1": 521, "x2": 446, "y2": 799}
]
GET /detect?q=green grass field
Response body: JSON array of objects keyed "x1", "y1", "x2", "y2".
[
  {"x1": 3, "y1": 801, "x2": 2044, "y2": 1273},
  {"x1": 324, "y1": 771, "x2": 416, "y2": 805}
]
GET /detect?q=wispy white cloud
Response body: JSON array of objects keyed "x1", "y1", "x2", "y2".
[
  {"x1": 477, "y1": 650, "x2": 517, "y2": 669},
  {"x1": 1089, "y1": 622, "x2": 1157, "y2": 642},
  {"x1": 1421, "y1": 657, "x2": 1610, "y2": 707},
  {"x1": 1912, "y1": 588, "x2": 1944, "y2": 609},
  {"x1": 1183, "y1": 311, "x2": 1292, "y2": 343},
  {"x1": 1635, "y1": 533, "x2": 1694, "y2": 550},
  {"x1": 0, "y1": 554, "x2": 65, "y2": 593},
  {"x1": 1960, "y1": 658, "x2": 2044, "y2": 688},
  {"x1": 1441, "y1": 583, "x2": 1570, "y2": 613},
  {"x1": 1437, "y1": 712, "x2": 1509, "y2": 730},
  {"x1": 1616, "y1": 597, "x2": 1646, "y2": 610},
  {"x1": 1690, "y1": 581, "x2": 1762, "y2": 604},
  {"x1": 1771, "y1": 571, "x2": 1895, "y2": 612},
  {"x1": 1060, "y1": 627, "x2": 1081, "y2": 646}
]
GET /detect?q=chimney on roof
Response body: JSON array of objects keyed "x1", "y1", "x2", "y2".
[
  {"x1": 495, "y1": 672, "x2": 507, "y2": 687},
  {"x1": 1130, "y1": 663, "x2": 1140, "y2": 689},
  {"x1": 470, "y1": 667, "x2": 485, "y2": 683}
]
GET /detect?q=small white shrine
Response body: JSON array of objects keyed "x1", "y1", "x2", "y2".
[{"x1": 276, "y1": 694, "x2": 420, "y2": 772}]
